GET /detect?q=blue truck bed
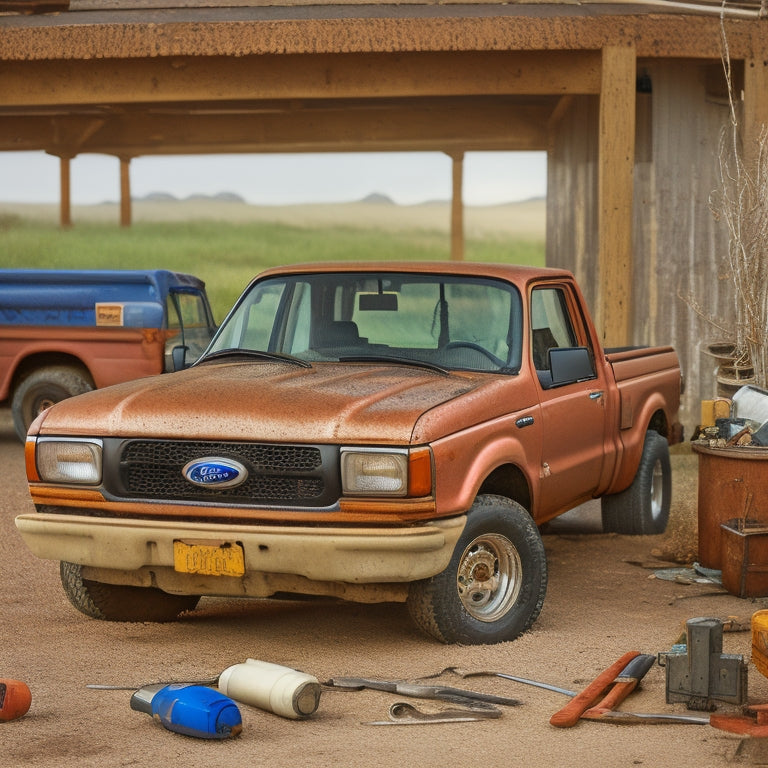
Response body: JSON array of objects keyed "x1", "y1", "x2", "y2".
[{"x1": 0, "y1": 269, "x2": 205, "y2": 328}]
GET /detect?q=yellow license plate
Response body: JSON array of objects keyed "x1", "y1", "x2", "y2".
[{"x1": 173, "y1": 540, "x2": 245, "y2": 577}]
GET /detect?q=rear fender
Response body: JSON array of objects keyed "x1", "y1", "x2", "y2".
[{"x1": 610, "y1": 397, "x2": 671, "y2": 493}]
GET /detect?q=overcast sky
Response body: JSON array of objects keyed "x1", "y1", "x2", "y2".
[{"x1": 0, "y1": 150, "x2": 546, "y2": 206}]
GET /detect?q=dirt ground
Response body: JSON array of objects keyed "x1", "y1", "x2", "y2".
[{"x1": 3, "y1": 409, "x2": 768, "y2": 767}]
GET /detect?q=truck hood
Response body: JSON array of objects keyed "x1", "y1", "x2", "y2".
[{"x1": 36, "y1": 360, "x2": 520, "y2": 444}]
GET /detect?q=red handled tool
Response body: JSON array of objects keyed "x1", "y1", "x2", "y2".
[
  {"x1": 0, "y1": 679, "x2": 32, "y2": 722},
  {"x1": 550, "y1": 652, "x2": 655, "y2": 728},
  {"x1": 710, "y1": 703, "x2": 768, "y2": 737}
]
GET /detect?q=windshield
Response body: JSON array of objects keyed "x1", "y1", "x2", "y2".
[{"x1": 206, "y1": 271, "x2": 523, "y2": 374}]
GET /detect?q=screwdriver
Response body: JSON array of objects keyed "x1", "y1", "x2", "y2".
[{"x1": 130, "y1": 683, "x2": 242, "y2": 739}]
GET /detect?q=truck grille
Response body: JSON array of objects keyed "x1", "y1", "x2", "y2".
[{"x1": 108, "y1": 439, "x2": 339, "y2": 507}]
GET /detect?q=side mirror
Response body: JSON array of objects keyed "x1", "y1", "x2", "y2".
[
  {"x1": 549, "y1": 347, "x2": 595, "y2": 387},
  {"x1": 172, "y1": 345, "x2": 189, "y2": 371}
]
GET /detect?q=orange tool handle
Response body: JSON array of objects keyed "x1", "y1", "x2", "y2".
[
  {"x1": 0, "y1": 679, "x2": 32, "y2": 722},
  {"x1": 582, "y1": 653, "x2": 657, "y2": 719},
  {"x1": 549, "y1": 651, "x2": 640, "y2": 728}
]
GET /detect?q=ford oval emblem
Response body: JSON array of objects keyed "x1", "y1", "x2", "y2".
[{"x1": 182, "y1": 457, "x2": 248, "y2": 489}]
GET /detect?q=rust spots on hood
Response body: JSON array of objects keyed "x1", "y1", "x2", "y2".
[{"x1": 36, "y1": 360, "x2": 507, "y2": 444}]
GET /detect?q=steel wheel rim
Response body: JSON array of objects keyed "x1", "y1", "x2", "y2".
[
  {"x1": 456, "y1": 533, "x2": 522, "y2": 622},
  {"x1": 650, "y1": 458, "x2": 664, "y2": 522}
]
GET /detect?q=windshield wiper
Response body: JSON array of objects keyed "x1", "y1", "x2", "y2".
[
  {"x1": 338, "y1": 355, "x2": 450, "y2": 375},
  {"x1": 200, "y1": 348, "x2": 311, "y2": 368}
]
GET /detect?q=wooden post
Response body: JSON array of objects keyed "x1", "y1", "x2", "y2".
[
  {"x1": 59, "y1": 155, "x2": 72, "y2": 229},
  {"x1": 449, "y1": 151, "x2": 465, "y2": 261},
  {"x1": 119, "y1": 156, "x2": 132, "y2": 228},
  {"x1": 597, "y1": 44, "x2": 636, "y2": 347},
  {"x1": 743, "y1": 57, "x2": 768, "y2": 166}
]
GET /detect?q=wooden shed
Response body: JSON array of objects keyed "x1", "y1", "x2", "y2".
[{"x1": 1, "y1": 0, "x2": 767, "y2": 430}]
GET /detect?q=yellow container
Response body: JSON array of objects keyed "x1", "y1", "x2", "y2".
[
  {"x1": 699, "y1": 398, "x2": 731, "y2": 427},
  {"x1": 751, "y1": 610, "x2": 768, "y2": 679}
]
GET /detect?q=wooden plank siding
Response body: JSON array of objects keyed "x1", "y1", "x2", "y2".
[{"x1": 548, "y1": 59, "x2": 742, "y2": 428}]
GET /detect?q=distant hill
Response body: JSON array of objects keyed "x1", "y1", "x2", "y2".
[
  {"x1": 136, "y1": 191, "x2": 246, "y2": 203},
  {"x1": 359, "y1": 192, "x2": 395, "y2": 205}
]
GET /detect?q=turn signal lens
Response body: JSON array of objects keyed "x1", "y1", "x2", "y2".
[{"x1": 408, "y1": 448, "x2": 433, "y2": 497}]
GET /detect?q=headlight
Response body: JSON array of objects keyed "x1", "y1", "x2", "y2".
[
  {"x1": 340, "y1": 447, "x2": 432, "y2": 497},
  {"x1": 36, "y1": 439, "x2": 102, "y2": 484}
]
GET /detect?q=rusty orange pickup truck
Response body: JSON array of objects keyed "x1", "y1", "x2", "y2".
[{"x1": 16, "y1": 262, "x2": 682, "y2": 644}]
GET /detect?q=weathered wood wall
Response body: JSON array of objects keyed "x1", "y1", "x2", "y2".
[{"x1": 547, "y1": 60, "x2": 737, "y2": 432}]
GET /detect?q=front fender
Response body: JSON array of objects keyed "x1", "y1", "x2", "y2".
[{"x1": 431, "y1": 412, "x2": 540, "y2": 517}]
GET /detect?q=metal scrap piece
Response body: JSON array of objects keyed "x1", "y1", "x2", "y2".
[
  {"x1": 324, "y1": 677, "x2": 521, "y2": 706},
  {"x1": 366, "y1": 701, "x2": 502, "y2": 725}
]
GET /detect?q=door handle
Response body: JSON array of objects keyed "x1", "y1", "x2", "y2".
[{"x1": 589, "y1": 391, "x2": 604, "y2": 400}]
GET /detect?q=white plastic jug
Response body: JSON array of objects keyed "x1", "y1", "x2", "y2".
[{"x1": 218, "y1": 659, "x2": 321, "y2": 719}]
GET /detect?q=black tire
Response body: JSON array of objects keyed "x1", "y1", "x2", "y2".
[
  {"x1": 11, "y1": 365, "x2": 94, "y2": 441},
  {"x1": 60, "y1": 561, "x2": 200, "y2": 622},
  {"x1": 407, "y1": 495, "x2": 548, "y2": 644},
  {"x1": 601, "y1": 430, "x2": 671, "y2": 535}
]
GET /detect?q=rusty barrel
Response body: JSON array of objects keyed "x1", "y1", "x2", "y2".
[{"x1": 692, "y1": 443, "x2": 768, "y2": 569}]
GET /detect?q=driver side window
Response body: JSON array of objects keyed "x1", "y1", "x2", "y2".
[{"x1": 530, "y1": 287, "x2": 578, "y2": 386}]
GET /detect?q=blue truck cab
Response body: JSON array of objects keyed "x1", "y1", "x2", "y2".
[{"x1": 0, "y1": 269, "x2": 216, "y2": 440}]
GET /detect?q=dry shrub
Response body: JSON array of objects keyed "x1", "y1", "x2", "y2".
[{"x1": 708, "y1": 9, "x2": 768, "y2": 386}]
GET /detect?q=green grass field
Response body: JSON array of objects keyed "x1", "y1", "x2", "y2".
[{"x1": 0, "y1": 213, "x2": 544, "y2": 321}]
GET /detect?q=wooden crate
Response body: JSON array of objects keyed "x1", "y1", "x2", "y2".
[{"x1": 721, "y1": 519, "x2": 768, "y2": 598}]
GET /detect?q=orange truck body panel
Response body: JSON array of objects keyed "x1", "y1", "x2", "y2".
[{"x1": 0, "y1": 325, "x2": 168, "y2": 398}]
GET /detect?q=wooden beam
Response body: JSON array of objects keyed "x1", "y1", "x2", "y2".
[
  {"x1": 0, "y1": 12, "x2": 753, "y2": 61},
  {"x1": 597, "y1": 44, "x2": 636, "y2": 347},
  {"x1": 0, "y1": 101, "x2": 553, "y2": 155},
  {"x1": 449, "y1": 151, "x2": 464, "y2": 262},
  {"x1": 0, "y1": 51, "x2": 602, "y2": 107}
]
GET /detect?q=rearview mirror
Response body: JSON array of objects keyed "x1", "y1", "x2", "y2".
[{"x1": 359, "y1": 293, "x2": 398, "y2": 312}]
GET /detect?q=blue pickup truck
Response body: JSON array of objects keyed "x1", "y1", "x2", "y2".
[{"x1": 0, "y1": 269, "x2": 216, "y2": 440}]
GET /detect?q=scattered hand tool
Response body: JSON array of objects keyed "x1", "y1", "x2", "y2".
[
  {"x1": 436, "y1": 666, "x2": 577, "y2": 697},
  {"x1": 549, "y1": 652, "x2": 656, "y2": 727},
  {"x1": 710, "y1": 703, "x2": 768, "y2": 737},
  {"x1": 89, "y1": 659, "x2": 321, "y2": 719},
  {"x1": 366, "y1": 701, "x2": 502, "y2": 725},
  {"x1": 595, "y1": 710, "x2": 710, "y2": 725},
  {"x1": 323, "y1": 677, "x2": 521, "y2": 707},
  {"x1": 130, "y1": 683, "x2": 242, "y2": 740},
  {"x1": 436, "y1": 660, "x2": 713, "y2": 726},
  {"x1": 0, "y1": 679, "x2": 32, "y2": 722}
]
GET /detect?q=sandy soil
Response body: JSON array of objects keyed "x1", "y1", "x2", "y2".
[{"x1": 3, "y1": 409, "x2": 768, "y2": 767}]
